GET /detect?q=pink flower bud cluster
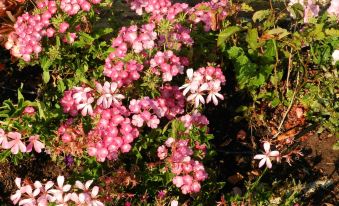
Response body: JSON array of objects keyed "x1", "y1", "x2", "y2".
[
  {"x1": 103, "y1": 60, "x2": 144, "y2": 88},
  {"x1": 60, "y1": 0, "x2": 101, "y2": 15},
  {"x1": 158, "y1": 138, "x2": 208, "y2": 194},
  {"x1": 180, "y1": 67, "x2": 226, "y2": 108},
  {"x1": 127, "y1": 0, "x2": 189, "y2": 22},
  {"x1": 158, "y1": 24, "x2": 193, "y2": 50},
  {"x1": 129, "y1": 97, "x2": 162, "y2": 129},
  {"x1": 87, "y1": 105, "x2": 140, "y2": 162},
  {"x1": 189, "y1": 0, "x2": 229, "y2": 31},
  {"x1": 129, "y1": 85, "x2": 185, "y2": 128},
  {"x1": 328, "y1": 0, "x2": 339, "y2": 17},
  {"x1": 60, "y1": 86, "x2": 94, "y2": 116},
  {"x1": 0, "y1": 129, "x2": 45, "y2": 154},
  {"x1": 11, "y1": 176, "x2": 104, "y2": 206},
  {"x1": 5, "y1": 1, "x2": 57, "y2": 61},
  {"x1": 150, "y1": 50, "x2": 185, "y2": 82},
  {"x1": 179, "y1": 113, "x2": 209, "y2": 129}
]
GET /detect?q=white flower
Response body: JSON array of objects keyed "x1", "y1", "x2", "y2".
[
  {"x1": 171, "y1": 200, "x2": 179, "y2": 206},
  {"x1": 206, "y1": 81, "x2": 224, "y2": 106},
  {"x1": 187, "y1": 83, "x2": 209, "y2": 108},
  {"x1": 72, "y1": 87, "x2": 92, "y2": 104},
  {"x1": 332, "y1": 50, "x2": 339, "y2": 65},
  {"x1": 96, "y1": 82, "x2": 125, "y2": 109},
  {"x1": 254, "y1": 142, "x2": 280, "y2": 169},
  {"x1": 77, "y1": 97, "x2": 94, "y2": 116}
]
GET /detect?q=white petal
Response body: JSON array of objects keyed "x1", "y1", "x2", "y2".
[
  {"x1": 187, "y1": 68, "x2": 193, "y2": 80},
  {"x1": 263, "y1": 142, "x2": 270, "y2": 153},
  {"x1": 269, "y1": 151, "x2": 280, "y2": 157},
  {"x1": 212, "y1": 94, "x2": 218, "y2": 105},
  {"x1": 85, "y1": 180, "x2": 93, "y2": 190},
  {"x1": 258, "y1": 158, "x2": 266, "y2": 168},
  {"x1": 75, "y1": 181, "x2": 85, "y2": 190},
  {"x1": 253, "y1": 154, "x2": 265, "y2": 159},
  {"x1": 91, "y1": 186, "x2": 99, "y2": 197},
  {"x1": 266, "y1": 158, "x2": 272, "y2": 168}
]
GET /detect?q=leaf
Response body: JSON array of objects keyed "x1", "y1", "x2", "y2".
[
  {"x1": 277, "y1": 129, "x2": 298, "y2": 141},
  {"x1": 252, "y1": 10, "x2": 271, "y2": 22},
  {"x1": 241, "y1": 3, "x2": 254, "y2": 12},
  {"x1": 41, "y1": 56, "x2": 52, "y2": 83},
  {"x1": 217, "y1": 26, "x2": 241, "y2": 47},
  {"x1": 266, "y1": 27, "x2": 290, "y2": 39},
  {"x1": 246, "y1": 28, "x2": 259, "y2": 50},
  {"x1": 325, "y1": 28, "x2": 339, "y2": 37}
]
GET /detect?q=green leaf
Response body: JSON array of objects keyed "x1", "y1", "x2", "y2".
[
  {"x1": 41, "y1": 56, "x2": 52, "y2": 83},
  {"x1": 246, "y1": 28, "x2": 259, "y2": 50},
  {"x1": 217, "y1": 26, "x2": 241, "y2": 47},
  {"x1": 252, "y1": 10, "x2": 271, "y2": 22},
  {"x1": 266, "y1": 27, "x2": 290, "y2": 39}
]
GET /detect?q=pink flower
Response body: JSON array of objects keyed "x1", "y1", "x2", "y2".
[
  {"x1": 10, "y1": 178, "x2": 23, "y2": 204},
  {"x1": 157, "y1": 145, "x2": 168, "y2": 160},
  {"x1": 254, "y1": 141, "x2": 280, "y2": 169},
  {"x1": 3, "y1": 132, "x2": 26, "y2": 154},
  {"x1": 0, "y1": 129, "x2": 8, "y2": 146},
  {"x1": 23, "y1": 106, "x2": 35, "y2": 115},
  {"x1": 26, "y1": 135, "x2": 45, "y2": 153},
  {"x1": 59, "y1": 22, "x2": 69, "y2": 33}
]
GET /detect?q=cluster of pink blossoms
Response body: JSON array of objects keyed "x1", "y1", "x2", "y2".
[
  {"x1": 127, "y1": 0, "x2": 189, "y2": 22},
  {"x1": 129, "y1": 86, "x2": 185, "y2": 128},
  {"x1": 180, "y1": 67, "x2": 226, "y2": 108},
  {"x1": 60, "y1": 86, "x2": 94, "y2": 116},
  {"x1": 60, "y1": 0, "x2": 101, "y2": 15},
  {"x1": 0, "y1": 129, "x2": 45, "y2": 155},
  {"x1": 158, "y1": 24, "x2": 193, "y2": 51},
  {"x1": 5, "y1": 1, "x2": 57, "y2": 61},
  {"x1": 103, "y1": 60, "x2": 144, "y2": 88},
  {"x1": 11, "y1": 176, "x2": 104, "y2": 206},
  {"x1": 150, "y1": 50, "x2": 186, "y2": 82},
  {"x1": 179, "y1": 113, "x2": 209, "y2": 130},
  {"x1": 188, "y1": 0, "x2": 229, "y2": 31},
  {"x1": 157, "y1": 138, "x2": 208, "y2": 194},
  {"x1": 328, "y1": 0, "x2": 339, "y2": 17},
  {"x1": 86, "y1": 104, "x2": 140, "y2": 162}
]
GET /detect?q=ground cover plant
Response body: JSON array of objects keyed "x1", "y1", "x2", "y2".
[{"x1": 0, "y1": 0, "x2": 338, "y2": 205}]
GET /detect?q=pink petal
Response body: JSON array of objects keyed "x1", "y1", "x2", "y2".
[
  {"x1": 11, "y1": 144, "x2": 19, "y2": 154},
  {"x1": 15, "y1": 178, "x2": 21, "y2": 188},
  {"x1": 212, "y1": 94, "x2": 218, "y2": 105},
  {"x1": 63, "y1": 184, "x2": 71, "y2": 192}
]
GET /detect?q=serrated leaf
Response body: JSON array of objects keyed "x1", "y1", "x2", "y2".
[{"x1": 217, "y1": 26, "x2": 241, "y2": 47}]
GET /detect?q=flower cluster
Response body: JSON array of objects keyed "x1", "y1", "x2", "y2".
[
  {"x1": 327, "y1": 0, "x2": 339, "y2": 17},
  {"x1": 103, "y1": 60, "x2": 144, "y2": 88},
  {"x1": 0, "y1": 129, "x2": 44, "y2": 154},
  {"x1": 60, "y1": 86, "x2": 94, "y2": 116},
  {"x1": 149, "y1": 50, "x2": 185, "y2": 82},
  {"x1": 158, "y1": 138, "x2": 208, "y2": 194},
  {"x1": 180, "y1": 67, "x2": 226, "y2": 108},
  {"x1": 5, "y1": 0, "x2": 57, "y2": 61},
  {"x1": 332, "y1": 49, "x2": 339, "y2": 64},
  {"x1": 87, "y1": 105, "x2": 140, "y2": 162},
  {"x1": 179, "y1": 113, "x2": 209, "y2": 130},
  {"x1": 60, "y1": 0, "x2": 101, "y2": 15},
  {"x1": 127, "y1": 0, "x2": 188, "y2": 22},
  {"x1": 188, "y1": 0, "x2": 229, "y2": 31},
  {"x1": 158, "y1": 23, "x2": 193, "y2": 50},
  {"x1": 11, "y1": 176, "x2": 104, "y2": 206},
  {"x1": 303, "y1": 0, "x2": 320, "y2": 23}
]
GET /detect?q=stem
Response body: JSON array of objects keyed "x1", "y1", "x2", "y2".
[{"x1": 273, "y1": 71, "x2": 300, "y2": 139}]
